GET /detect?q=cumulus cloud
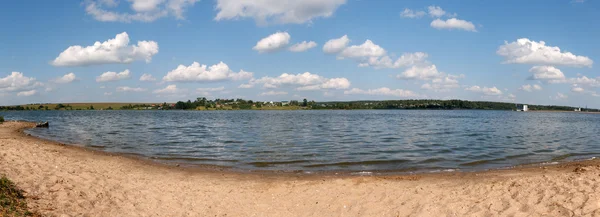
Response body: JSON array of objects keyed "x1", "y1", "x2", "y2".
[
  {"x1": 0, "y1": 72, "x2": 42, "y2": 93},
  {"x1": 116, "y1": 86, "x2": 147, "y2": 92},
  {"x1": 104, "y1": 92, "x2": 113, "y2": 96},
  {"x1": 400, "y1": 8, "x2": 425, "y2": 18},
  {"x1": 323, "y1": 35, "x2": 350, "y2": 54},
  {"x1": 52, "y1": 32, "x2": 159, "y2": 67},
  {"x1": 497, "y1": 38, "x2": 593, "y2": 67},
  {"x1": 344, "y1": 87, "x2": 423, "y2": 98},
  {"x1": 396, "y1": 65, "x2": 444, "y2": 80},
  {"x1": 242, "y1": 72, "x2": 350, "y2": 90},
  {"x1": 324, "y1": 35, "x2": 429, "y2": 69},
  {"x1": 427, "y1": 6, "x2": 446, "y2": 17},
  {"x1": 84, "y1": 0, "x2": 198, "y2": 23},
  {"x1": 163, "y1": 62, "x2": 253, "y2": 82},
  {"x1": 571, "y1": 85, "x2": 585, "y2": 93},
  {"x1": 288, "y1": 41, "x2": 317, "y2": 52},
  {"x1": 338, "y1": 40, "x2": 386, "y2": 58},
  {"x1": 564, "y1": 76, "x2": 600, "y2": 86},
  {"x1": 430, "y1": 18, "x2": 476, "y2": 32},
  {"x1": 421, "y1": 74, "x2": 464, "y2": 91},
  {"x1": 214, "y1": 0, "x2": 347, "y2": 25},
  {"x1": 140, "y1": 73, "x2": 157, "y2": 81},
  {"x1": 96, "y1": 69, "x2": 131, "y2": 82},
  {"x1": 465, "y1": 86, "x2": 503, "y2": 95},
  {"x1": 253, "y1": 32, "x2": 291, "y2": 53},
  {"x1": 528, "y1": 66, "x2": 566, "y2": 81},
  {"x1": 153, "y1": 84, "x2": 181, "y2": 94},
  {"x1": 360, "y1": 52, "x2": 429, "y2": 69},
  {"x1": 259, "y1": 91, "x2": 288, "y2": 96},
  {"x1": 17, "y1": 90, "x2": 37, "y2": 97},
  {"x1": 51, "y1": 73, "x2": 77, "y2": 84},
  {"x1": 519, "y1": 84, "x2": 543, "y2": 92}
]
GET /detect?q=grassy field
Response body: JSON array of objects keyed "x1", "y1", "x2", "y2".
[{"x1": 0, "y1": 176, "x2": 41, "y2": 216}]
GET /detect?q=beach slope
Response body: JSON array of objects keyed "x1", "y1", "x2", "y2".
[{"x1": 1, "y1": 122, "x2": 599, "y2": 216}]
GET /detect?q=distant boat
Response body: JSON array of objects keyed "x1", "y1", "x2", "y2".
[{"x1": 36, "y1": 122, "x2": 49, "y2": 128}]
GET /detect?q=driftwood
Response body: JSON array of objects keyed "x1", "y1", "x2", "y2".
[{"x1": 36, "y1": 122, "x2": 49, "y2": 128}]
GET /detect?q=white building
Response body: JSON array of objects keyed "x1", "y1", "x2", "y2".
[{"x1": 523, "y1": 105, "x2": 529, "y2": 112}]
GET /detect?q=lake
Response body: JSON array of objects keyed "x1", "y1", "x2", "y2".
[{"x1": 3, "y1": 110, "x2": 599, "y2": 173}]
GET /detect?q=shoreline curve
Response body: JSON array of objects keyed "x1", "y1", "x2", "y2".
[{"x1": 2, "y1": 121, "x2": 600, "y2": 216}]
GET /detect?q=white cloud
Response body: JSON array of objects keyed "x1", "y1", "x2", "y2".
[
  {"x1": 400, "y1": 8, "x2": 425, "y2": 18},
  {"x1": 497, "y1": 38, "x2": 593, "y2": 67},
  {"x1": 214, "y1": 0, "x2": 347, "y2": 25},
  {"x1": 344, "y1": 87, "x2": 423, "y2": 98},
  {"x1": 84, "y1": 0, "x2": 198, "y2": 23},
  {"x1": 571, "y1": 85, "x2": 585, "y2": 93},
  {"x1": 528, "y1": 66, "x2": 566, "y2": 81},
  {"x1": 243, "y1": 72, "x2": 350, "y2": 90},
  {"x1": 427, "y1": 6, "x2": 446, "y2": 17},
  {"x1": 163, "y1": 62, "x2": 253, "y2": 82},
  {"x1": 140, "y1": 73, "x2": 157, "y2": 81},
  {"x1": 421, "y1": 74, "x2": 463, "y2": 91},
  {"x1": 104, "y1": 92, "x2": 113, "y2": 96},
  {"x1": 519, "y1": 84, "x2": 543, "y2": 92},
  {"x1": 430, "y1": 18, "x2": 476, "y2": 32},
  {"x1": 323, "y1": 35, "x2": 350, "y2": 54},
  {"x1": 96, "y1": 69, "x2": 131, "y2": 82},
  {"x1": 338, "y1": 40, "x2": 386, "y2": 58},
  {"x1": 465, "y1": 86, "x2": 503, "y2": 95},
  {"x1": 259, "y1": 91, "x2": 288, "y2": 96},
  {"x1": 52, "y1": 32, "x2": 159, "y2": 67},
  {"x1": 325, "y1": 35, "x2": 428, "y2": 69},
  {"x1": 397, "y1": 65, "x2": 444, "y2": 80},
  {"x1": 0, "y1": 72, "x2": 42, "y2": 93},
  {"x1": 253, "y1": 32, "x2": 291, "y2": 53},
  {"x1": 288, "y1": 41, "x2": 317, "y2": 52},
  {"x1": 565, "y1": 76, "x2": 600, "y2": 86},
  {"x1": 153, "y1": 84, "x2": 181, "y2": 94},
  {"x1": 17, "y1": 90, "x2": 36, "y2": 97},
  {"x1": 51, "y1": 73, "x2": 77, "y2": 84},
  {"x1": 116, "y1": 86, "x2": 147, "y2": 92},
  {"x1": 359, "y1": 52, "x2": 429, "y2": 69},
  {"x1": 569, "y1": 84, "x2": 599, "y2": 96}
]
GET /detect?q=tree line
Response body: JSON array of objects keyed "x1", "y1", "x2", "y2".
[{"x1": 1, "y1": 98, "x2": 597, "y2": 112}]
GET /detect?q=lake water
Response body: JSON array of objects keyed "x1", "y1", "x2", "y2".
[{"x1": 3, "y1": 110, "x2": 599, "y2": 173}]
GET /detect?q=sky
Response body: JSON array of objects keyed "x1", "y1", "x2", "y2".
[{"x1": 1, "y1": 0, "x2": 600, "y2": 107}]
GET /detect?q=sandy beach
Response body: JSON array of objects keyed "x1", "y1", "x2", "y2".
[{"x1": 1, "y1": 122, "x2": 599, "y2": 216}]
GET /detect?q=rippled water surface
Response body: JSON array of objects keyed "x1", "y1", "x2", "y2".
[{"x1": 3, "y1": 110, "x2": 600, "y2": 172}]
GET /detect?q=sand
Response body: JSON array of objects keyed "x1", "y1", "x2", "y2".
[{"x1": 1, "y1": 122, "x2": 600, "y2": 217}]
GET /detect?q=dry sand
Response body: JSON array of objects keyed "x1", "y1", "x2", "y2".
[{"x1": 1, "y1": 121, "x2": 600, "y2": 217}]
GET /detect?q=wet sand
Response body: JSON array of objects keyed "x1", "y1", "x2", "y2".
[{"x1": 1, "y1": 121, "x2": 600, "y2": 216}]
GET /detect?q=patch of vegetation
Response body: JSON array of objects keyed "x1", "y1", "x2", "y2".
[
  {"x1": 0, "y1": 176, "x2": 41, "y2": 216},
  {"x1": 0, "y1": 116, "x2": 4, "y2": 124}
]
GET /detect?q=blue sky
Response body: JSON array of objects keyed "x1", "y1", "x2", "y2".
[{"x1": 1, "y1": 0, "x2": 600, "y2": 107}]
